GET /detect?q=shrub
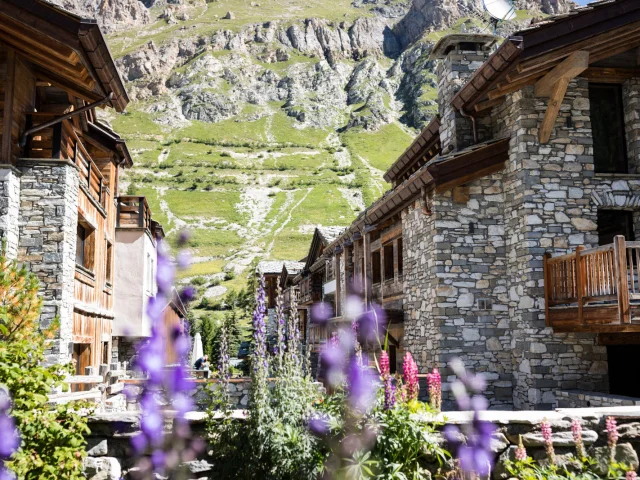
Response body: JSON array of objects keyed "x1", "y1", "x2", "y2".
[
  {"x1": 192, "y1": 276, "x2": 207, "y2": 286},
  {"x1": 224, "y1": 271, "x2": 236, "y2": 281},
  {"x1": 0, "y1": 250, "x2": 90, "y2": 479}
]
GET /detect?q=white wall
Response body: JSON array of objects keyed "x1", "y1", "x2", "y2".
[{"x1": 113, "y1": 229, "x2": 157, "y2": 337}]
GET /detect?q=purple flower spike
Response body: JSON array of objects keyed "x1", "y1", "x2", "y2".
[
  {"x1": 308, "y1": 414, "x2": 331, "y2": 436},
  {"x1": 311, "y1": 302, "x2": 332, "y2": 325},
  {"x1": 347, "y1": 359, "x2": 376, "y2": 413},
  {"x1": 0, "y1": 390, "x2": 19, "y2": 461}
]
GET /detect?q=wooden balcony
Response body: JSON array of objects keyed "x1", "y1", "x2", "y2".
[
  {"x1": 544, "y1": 236, "x2": 640, "y2": 332},
  {"x1": 116, "y1": 196, "x2": 152, "y2": 230},
  {"x1": 25, "y1": 114, "x2": 105, "y2": 207}
]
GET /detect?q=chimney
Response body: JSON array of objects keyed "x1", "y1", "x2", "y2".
[{"x1": 430, "y1": 33, "x2": 497, "y2": 152}]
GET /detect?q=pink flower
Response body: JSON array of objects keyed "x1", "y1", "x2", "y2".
[
  {"x1": 606, "y1": 416, "x2": 619, "y2": 449},
  {"x1": 627, "y1": 471, "x2": 637, "y2": 480},
  {"x1": 541, "y1": 419, "x2": 556, "y2": 465},
  {"x1": 380, "y1": 351, "x2": 390, "y2": 378},
  {"x1": 572, "y1": 419, "x2": 586, "y2": 458},
  {"x1": 403, "y1": 352, "x2": 419, "y2": 402},
  {"x1": 426, "y1": 368, "x2": 442, "y2": 411},
  {"x1": 515, "y1": 435, "x2": 527, "y2": 462}
]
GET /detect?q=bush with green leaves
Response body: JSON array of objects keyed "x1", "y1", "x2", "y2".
[{"x1": 0, "y1": 250, "x2": 90, "y2": 479}]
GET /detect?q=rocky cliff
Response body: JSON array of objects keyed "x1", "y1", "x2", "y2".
[{"x1": 62, "y1": 0, "x2": 582, "y2": 294}]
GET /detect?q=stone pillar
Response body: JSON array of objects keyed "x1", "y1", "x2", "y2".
[
  {"x1": 432, "y1": 35, "x2": 496, "y2": 152},
  {"x1": 17, "y1": 159, "x2": 79, "y2": 366},
  {"x1": 0, "y1": 166, "x2": 21, "y2": 259},
  {"x1": 503, "y1": 80, "x2": 608, "y2": 409}
]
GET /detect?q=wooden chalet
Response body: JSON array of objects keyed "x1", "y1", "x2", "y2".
[{"x1": 0, "y1": 0, "x2": 163, "y2": 375}]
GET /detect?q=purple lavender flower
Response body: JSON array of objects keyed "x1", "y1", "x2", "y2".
[
  {"x1": 130, "y1": 237, "x2": 200, "y2": 475},
  {"x1": 445, "y1": 359, "x2": 496, "y2": 477},
  {"x1": 383, "y1": 376, "x2": 396, "y2": 410},
  {"x1": 0, "y1": 390, "x2": 19, "y2": 479},
  {"x1": 346, "y1": 358, "x2": 377, "y2": 413},
  {"x1": 311, "y1": 302, "x2": 332, "y2": 325},
  {"x1": 308, "y1": 414, "x2": 331, "y2": 436}
]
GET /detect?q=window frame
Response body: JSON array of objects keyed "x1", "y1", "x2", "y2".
[{"x1": 589, "y1": 82, "x2": 628, "y2": 174}]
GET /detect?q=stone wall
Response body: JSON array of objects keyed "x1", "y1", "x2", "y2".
[
  {"x1": 0, "y1": 166, "x2": 20, "y2": 259},
  {"x1": 17, "y1": 159, "x2": 79, "y2": 365},
  {"x1": 81, "y1": 406, "x2": 640, "y2": 479},
  {"x1": 503, "y1": 80, "x2": 610, "y2": 410},
  {"x1": 557, "y1": 390, "x2": 640, "y2": 409},
  {"x1": 112, "y1": 336, "x2": 140, "y2": 367},
  {"x1": 402, "y1": 198, "x2": 439, "y2": 373}
]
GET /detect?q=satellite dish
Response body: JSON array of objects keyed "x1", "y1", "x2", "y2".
[{"x1": 482, "y1": 0, "x2": 517, "y2": 21}]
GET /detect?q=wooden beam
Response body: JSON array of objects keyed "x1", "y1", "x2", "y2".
[
  {"x1": 540, "y1": 77, "x2": 570, "y2": 144},
  {"x1": 579, "y1": 67, "x2": 640, "y2": 83},
  {"x1": 535, "y1": 51, "x2": 590, "y2": 97},
  {"x1": 474, "y1": 97, "x2": 504, "y2": 113}
]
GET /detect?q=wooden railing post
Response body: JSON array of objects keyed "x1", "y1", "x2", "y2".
[
  {"x1": 138, "y1": 197, "x2": 145, "y2": 228},
  {"x1": 544, "y1": 252, "x2": 551, "y2": 327},
  {"x1": 575, "y1": 246, "x2": 584, "y2": 326},
  {"x1": 614, "y1": 235, "x2": 631, "y2": 324}
]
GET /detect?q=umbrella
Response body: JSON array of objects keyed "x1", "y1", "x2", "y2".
[{"x1": 191, "y1": 332, "x2": 203, "y2": 367}]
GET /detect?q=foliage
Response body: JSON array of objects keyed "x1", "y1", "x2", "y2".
[
  {"x1": 210, "y1": 309, "x2": 245, "y2": 366},
  {"x1": 206, "y1": 275, "x2": 322, "y2": 479},
  {"x1": 0, "y1": 250, "x2": 89, "y2": 479}
]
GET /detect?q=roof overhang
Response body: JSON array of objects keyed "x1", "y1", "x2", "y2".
[
  {"x1": 0, "y1": 0, "x2": 129, "y2": 111},
  {"x1": 452, "y1": 0, "x2": 640, "y2": 113},
  {"x1": 383, "y1": 116, "x2": 441, "y2": 183},
  {"x1": 87, "y1": 122, "x2": 133, "y2": 167}
]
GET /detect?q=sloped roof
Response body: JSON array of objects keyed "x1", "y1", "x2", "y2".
[
  {"x1": 317, "y1": 226, "x2": 346, "y2": 245},
  {"x1": 0, "y1": 0, "x2": 129, "y2": 111},
  {"x1": 452, "y1": 0, "x2": 640, "y2": 112},
  {"x1": 257, "y1": 260, "x2": 305, "y2": 275}
]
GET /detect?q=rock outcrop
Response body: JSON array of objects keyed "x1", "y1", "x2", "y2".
[{"x1": 48, "y1": 0, "x2": 150, "y2": 33}]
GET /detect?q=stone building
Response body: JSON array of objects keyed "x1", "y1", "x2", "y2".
[
  {"x1": 276, "y1": 0, "x2": 640, "y2": 409},
  {"x1": 0, "y1": 0, "x2": 170, "y2": 375}
]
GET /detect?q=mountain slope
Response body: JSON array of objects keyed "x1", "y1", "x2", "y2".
[{"x1": 63, "y1": 0, "x2": 573, "y2": 301}]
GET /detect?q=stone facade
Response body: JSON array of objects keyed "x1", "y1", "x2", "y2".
[
  {"x1": 112, "y1": 336, "x2": 139, "y2": 367},
  {"x1": 403, "y1": 40, "x2": 634, "y2": 409},
  {"x1": 17, "y1": 160, "x2": 79, "y2": 365},
  {"x1": 0, "y1": 166, "x2": 20, "y2": 259}
]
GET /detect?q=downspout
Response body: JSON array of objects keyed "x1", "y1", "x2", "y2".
[
  {"x1": 19, "y1": 93, "x2": 114, "y2": 148},
  {"x1": 457, "y1": 106, "x2": 478, "y2": 145}
]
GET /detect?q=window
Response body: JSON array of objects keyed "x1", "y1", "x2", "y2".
[
  {"x1": 76, "y1": 218, "x2": 95, "y2": 271},
  {"x1": 383, "y1": 243, "x2": 394, "y2": 282},
  {"x1": 589, "y1": 83, "x2": 627, "y2": 174},
  {"x1": 397, "y1": 238, "x2": 403, "y2": 277},
  {"x1": 105, "y1": 241, "x2": 113, "y2": 283},
  {"x1": 372, "y1": 250, "x2": 381, "y2": 284},
  {"x1": 76, "y1": 225, "x2": 86, "y2": 266}
]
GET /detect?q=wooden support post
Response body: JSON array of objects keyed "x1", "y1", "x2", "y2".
[
  {"x1": 544, "y1": 252, "x2": 552, "y2": 327},
  {"x1": 614, "y1": 235, "x2": 631, "y2": 324},
  {"x1": 535, "y1": 50, "x2": 589, "y2": 144},
  {"x1": 52, "y1": 122, "x2": 63, "y2": 159},
  {"x1": 116, "y1": 198, "x2": 121, "y2": 228},
  {"x1": 334, "y1": 252, "x2": 341, "y2": 318},
  {"x1": 540, "y1": 77, "x2": 569, "y2": 144},
  {"x1": 364, "y1": 232, "x2": 372, "y2": 309},
  {"x1": 575, "y1": 246, "x2": 584, "y2": 326},
  {"x1": 138, "y1": 197, "x2": 145, "y2": 227}
]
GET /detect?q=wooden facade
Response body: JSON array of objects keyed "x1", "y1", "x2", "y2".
[{"x1": 0, "y1": 0, "x2": 132, "y2": 372}]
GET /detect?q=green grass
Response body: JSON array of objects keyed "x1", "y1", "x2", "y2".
[
  {"x1": 341, "y1": 122, "x2": 414, "y2": 172},
  {"x1": 163, "y1": 189, "x2": 244, "y2": 224},
  {"x1": 178, "y1": 259, "x2": 226, "y2": 279},
  {"x1": 188, "y1": 228, "x2": 244, "y2": 258}
]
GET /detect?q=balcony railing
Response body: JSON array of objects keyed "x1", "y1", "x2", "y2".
[
  {"x1": 25, "y1": 114, "x2": 105, "y2": 206},
  {"x1": 543, "y1": 235, "x2": 640, "y2": 332},
  {"x1": 117, "y1": 196, "x2": 152, "y2": 230}
]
